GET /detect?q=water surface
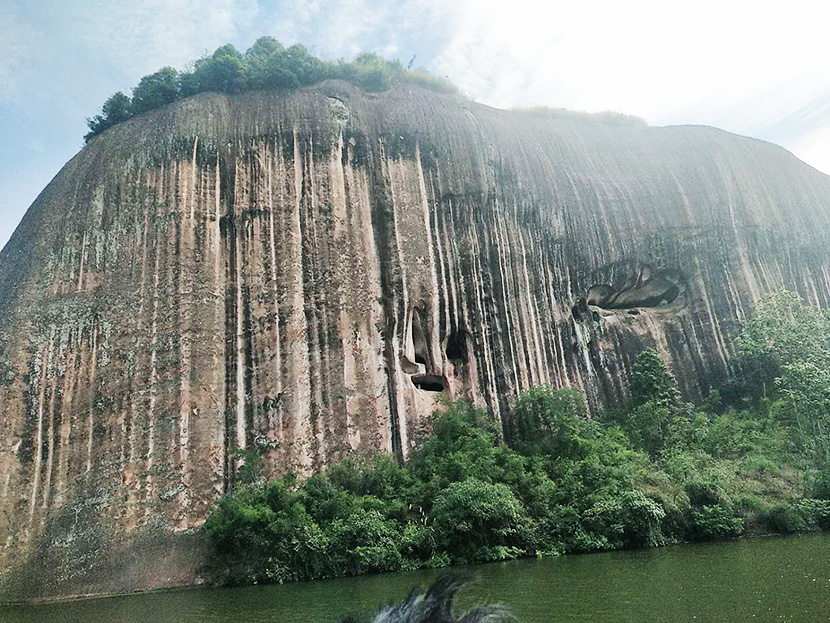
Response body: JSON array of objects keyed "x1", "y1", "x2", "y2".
[{"x1": 4, "y1": 534, "x2": 830, "y2": 623}]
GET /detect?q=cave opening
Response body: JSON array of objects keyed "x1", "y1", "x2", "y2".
[
  {"x1": 411, "y1": 308, "x2": 430, "y2": 367},
  {"x1": 411, "y1": 374, "x2": 447, "y2": 392},
  {"x1": 583, "y1": 262, "x2": 687, "y2": 311},
  {"x1": 446, "y1": 329, "x2": 468, "y2": 362}
]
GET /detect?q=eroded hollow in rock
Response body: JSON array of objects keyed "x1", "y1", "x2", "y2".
[
  {"x1": 586, "y1": 261, "x2": 687, "y2": 310},
  {"x1": 445, "y1": 329, "x2": 468, "y2": 362},
  {"x1": 411, "y1": 307, "x2": 429, "y2": 366},
  {"x1": 411, "y1": 374, "x2": 447, "y2": 392}
]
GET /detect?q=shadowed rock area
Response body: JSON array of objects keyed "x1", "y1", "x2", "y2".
[{"x1": 1, "y1": 81, "x2": 830, "y2": 599}]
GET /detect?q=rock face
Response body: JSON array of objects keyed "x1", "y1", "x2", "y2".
[{"x1": 1, "y1": 82, "x2": 830, "y2": 599}]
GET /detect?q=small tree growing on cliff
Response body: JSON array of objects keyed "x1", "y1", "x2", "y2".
[
  {"x1": 629, "y1": 349, "x2": 679, "y2": 409},
  {"x1": 84, "y1": 91, "x2": 132, "y2": 141},
  {"x1": 131, "y1": 66, "x2": 180, "y2": 115},
  {"x1": 623, "y1": 349, "x2": 679, "y2": 456}
]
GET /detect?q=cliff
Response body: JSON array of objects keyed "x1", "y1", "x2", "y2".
[{"x1": 2, "y1": 81, "x2": 830, "y2": 599}]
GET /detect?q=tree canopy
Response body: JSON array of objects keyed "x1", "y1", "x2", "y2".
[{"x1": 84, "y1": 37, "x2": 458, "y2": 142}]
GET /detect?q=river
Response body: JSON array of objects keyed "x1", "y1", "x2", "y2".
[{"x1": 3, "y1": 534, "x2": 829, "y2": 622}]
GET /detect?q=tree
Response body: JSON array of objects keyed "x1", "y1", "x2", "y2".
[
  {"x1": 625, "y1": 401, "x2": 672, "y2": 457},
  {"x1": 617, "y1": 349, "x2": 680, "y2": 456},
  {"x1": 432, "y1": 478, "x2": 532, "y2": 563},
  {"x1": 777, "y1": 361, "x2": 830, "y2": 462},
  {"x1": 131, "y1": 66, "x2": 179, "y2": 115},
  {"x1": 737, "y1": 291, "x2": 830, "y2": 371},
  {"x1": 628, "y1": 349, "x2": 678, "y2": 409},
  {"x1": 84, "y1": 91, "x2": 132, "y2": 141},
  {"x1": 737, "y1": 292, "x2": 830, "y2": 462},
  {"x1": 245, "y1": 36, "x2": 284, "y2": 60},
  {"x1": 186, "y1": 44, "x2": 249, "y2": 94},
  {"x1": 506, "y1": 386, "x2": 589, "y2": 458}
]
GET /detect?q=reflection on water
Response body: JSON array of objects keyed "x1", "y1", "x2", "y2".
[{"x1": 3, "y1": 534, "x2": 830, "y2": 623}]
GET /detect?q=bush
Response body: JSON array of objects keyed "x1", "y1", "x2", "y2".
[
  {"x1": 580, "y1": 491, "x2": 665, "y2": 550},
  {"x1": 329, "y1": 509, "x2": 403, "y2": 575},
  {"x1": 687, "y1": 505, "x2": 743, "y2": 541},
  {"x1": 799, "y1": 499, "x2": 830, "y2": 530},
  {"x1": 432, "y1": 478, "x2": 532, "y2": 563},
  {"x1": 762, "y1": 503, "x2": 807, "y2": 534},
  {"x1": 684, "y1": 481, "x2": 723, "y2": 507},
  {"x1": 505, "y1": 386, "x2": 588, "y2": 458}
]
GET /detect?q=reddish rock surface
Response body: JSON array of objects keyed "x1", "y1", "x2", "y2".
[{"x1": 2, "y1": 82, "x2": 829, "y2": 599}]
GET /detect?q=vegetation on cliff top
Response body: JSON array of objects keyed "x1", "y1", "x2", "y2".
[
  {"x1": 84, "y1": 37, "x2": 647, "y2": 143},
  {"x1": 84, "y1": 37, "x2": 458, "y2": 142},
  {"x1": 204, "y1": 291, "x2": 830, "y2": 586},
  {"x1": 511, "y1": 106, "x2": 646, "y2": 126}
]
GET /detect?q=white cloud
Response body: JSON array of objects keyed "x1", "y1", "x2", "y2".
[
  {"x1": 265, "y1": 0, "x2": 449, "y2": 60},
  {"x1": 427, "y1": 0, "x2": 830, "y2": 173},
  {"x1": 791, "y1": 122, "x2": 830, "y2": 176},
  {"x1": 0, "y1": 4, "x2": 47, "y2": 102},
  {"x1": 68, "y1": 0, "x2": 260, "y2": 76}
]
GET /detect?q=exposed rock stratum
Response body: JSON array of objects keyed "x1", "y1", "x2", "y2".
[{"x1": 2, "y1": 82, "x2": 830, "y2": 599}]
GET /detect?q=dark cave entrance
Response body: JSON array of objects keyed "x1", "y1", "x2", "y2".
[
  {"x1": 411, "y1": 374, "x2": 447, "y2": 392},
  {"x1": 411, "y1": 307, "x2": 430, "y2": 367},
  {"x1": 445, "y1": 329, "x2": 468, "y2": 362}
]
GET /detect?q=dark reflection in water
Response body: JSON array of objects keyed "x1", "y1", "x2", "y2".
[{"x1": 4, "y1": 534, "x2": 830, "y2": 623}]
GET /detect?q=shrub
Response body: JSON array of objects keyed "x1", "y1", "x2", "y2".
[
  {"x1": 761, "y1": 503, "x2": 807, "y2": 534},
  {"x1": 505, "y1": 386, "x2": 589, "y2": 458},
  {"x1": 687, "y1": 505, "x2": 743, "y2": 541},
  {"x1": 580, "y1": 491, "x2": 665, "y2": 550},
  {"x1": 798, "y1": 499, "x2": 830, "y2": 530},
  {"x1": 684, "y1": 481, "x2": 723, "y2": 507},
  {"x1": 328, "y1": 509, "x2": 403, "y2": 575},
  {"x1": 432, "y1": 478, "x2": 532, "y2": 563}
]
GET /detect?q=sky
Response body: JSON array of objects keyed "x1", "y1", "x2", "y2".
[{"x1": 2, "y1": 0, "x2": 829, "y2": 250}]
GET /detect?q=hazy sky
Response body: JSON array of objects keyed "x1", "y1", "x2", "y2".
[{"x1": 2, "y1": 0, "x2": 829, "y2": 250}]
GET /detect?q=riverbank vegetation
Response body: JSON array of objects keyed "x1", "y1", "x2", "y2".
[
  {"x1": 205, "y1": 291, "x2": 830, "y2": 585},
  {"x1": 84, "y1": 37, "x2": 458, "y2": 142}
]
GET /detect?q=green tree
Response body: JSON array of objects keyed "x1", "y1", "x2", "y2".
[
  {"x1": 84, "y1": 91, "x2": 132, "y2": 141},
  {"x1": 131, "y1": 66, "x2": 179, "y2": 115},
  {"x1": 625, "y1": 401, "x2": 672, "y2": 457},
  {"x1": 736, "y1": 292, "x2": 830, "y2": 462},
  {"x1": 84, "y1": 38, "x2": 459, "y2": 140},
  {"x1": 432, "y1": 478, "x2": 532, "y2": 563},
  {"x1": 777, "y1": 361, "x2": 830, "y2": 461},
  {"x1": 629, "y1": 349, "x2": 679, "y2": 409},
  {"x1": 184, "y1": 44, "x2": 249, "y2": 95},
  {"x1": 737, "y1": 291, "x2": 830, "y2": 370},
  {"x1": 328, "y1": 508, "x2": 403, "y2": 575},
  {"x1": 506, "y1": 386, "x2": 589, "y2": 458},
  {"x1": 617, "y1": 349, "x2": 681, "y2": 456}
]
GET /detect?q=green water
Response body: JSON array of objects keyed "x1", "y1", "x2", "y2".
[{"x1": 4, "y1": 535, "x2": 830, "y2": 623}]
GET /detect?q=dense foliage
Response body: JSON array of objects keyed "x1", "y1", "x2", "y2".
[
  {"x1": 205, "y1": 291, "x2": 830, "y2": 585},
  {"x1": 85, "y1": 37, "x2": 458, "y2": 142}
]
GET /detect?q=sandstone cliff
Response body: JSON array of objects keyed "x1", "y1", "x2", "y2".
[{"x1": 2, "y1": 82, "x2": 830, "y2": 598}]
